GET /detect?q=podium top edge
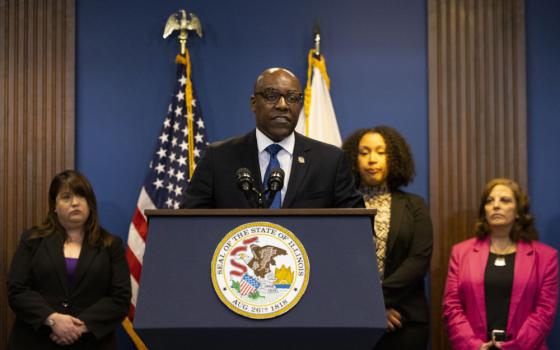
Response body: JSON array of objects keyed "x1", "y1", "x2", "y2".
[{"x1": 145, "y1": 208, "x2": 376, "y2": 217}]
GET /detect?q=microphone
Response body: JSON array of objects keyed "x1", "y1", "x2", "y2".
[
  {"x1": 267, "y1": 168, "x2": 285, "y2": 193},
  {"x1": 236, "y1": 168, "x2": 254, "y2": 193}
]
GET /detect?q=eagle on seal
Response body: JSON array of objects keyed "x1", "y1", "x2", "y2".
[{"x1": 248, "y1": 244, "x2": 287, "y2": 278}]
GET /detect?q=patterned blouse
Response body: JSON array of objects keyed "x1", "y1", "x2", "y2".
[{"x1": 360, "y1": 184, "x2": 392, "y2": 279}]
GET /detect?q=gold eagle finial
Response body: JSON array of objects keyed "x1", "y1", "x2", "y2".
[{"x1": 163, "y1": 10, "x2": 203, "y2": 54}]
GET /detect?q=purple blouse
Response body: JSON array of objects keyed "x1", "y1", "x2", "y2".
[{"x1": 65, "y1": 257, "x2": 79, "y2": 282}]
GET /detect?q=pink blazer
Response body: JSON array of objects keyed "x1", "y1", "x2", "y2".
[{"x1": 443, "y1": 237, "x2": 558, "y2": 350}]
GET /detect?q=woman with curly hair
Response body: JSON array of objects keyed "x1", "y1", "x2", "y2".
[
  {"x1": 342, "y1": 126, "x2": 433, "y2": 349},
  {"x1": 443, "y1": 178, "x2": 558, "y2": 350}
]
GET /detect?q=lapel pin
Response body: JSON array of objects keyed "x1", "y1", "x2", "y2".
[{"x1": 297, "y1": 156, "x2": 305, "y2": 164}]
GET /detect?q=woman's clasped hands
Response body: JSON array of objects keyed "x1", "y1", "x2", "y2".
[{"x1": 46, "y1": 312, "x2": 88, "y2": 346}]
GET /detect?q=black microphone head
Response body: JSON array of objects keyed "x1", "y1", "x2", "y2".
[
  {"x1": 236, "y1": 168, "x2": 254, "y2": 192},
  {"x1": 268, "y1": 168, "x2": 285, "y2": 192}
]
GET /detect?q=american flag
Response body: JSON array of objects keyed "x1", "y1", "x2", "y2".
[
  {"x1": 239, "y1": 274, "x2": 261, "y2": 296},
  {"x1": 123, "y1": 51, "x2": 207, "y2": 347}
]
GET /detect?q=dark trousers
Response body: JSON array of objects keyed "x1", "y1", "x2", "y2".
[{"x1": 373, "y1": 322, "x2": 430, "y2": 350}]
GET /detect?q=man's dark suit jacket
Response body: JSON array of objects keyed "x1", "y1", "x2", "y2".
[
  {"x1": 184, "y1": 130, "x2": 364, "y2": 208},
  {"x1": 381, "y1": 190, "x2": 433, "y2": 325},
  {"x1": 7, "y1": 229, "x2": 131, "y2": 350}
]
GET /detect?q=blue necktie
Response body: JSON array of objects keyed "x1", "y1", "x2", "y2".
[{"x1": 264, "y1": 144, "x2": 283, "y2": 208}]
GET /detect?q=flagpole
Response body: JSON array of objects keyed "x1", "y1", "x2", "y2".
[{"x1": 313, "y1": 23, "x2": 321, "y2": 57}]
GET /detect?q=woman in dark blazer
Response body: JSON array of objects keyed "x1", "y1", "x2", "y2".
[
  {"x1": 343, "y1": 126, "x2": 433, "y2": 349},
  {"x1": 7, "y1": 170, "x2": 131, "y2": 349},
  {"x1": 443, "y1": 178, "x2": 558, "y2": 350}
]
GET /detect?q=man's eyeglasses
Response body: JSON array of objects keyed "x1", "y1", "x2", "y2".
[{"x1": 255, "y1": 89, "x2": 303, "y2": 105}]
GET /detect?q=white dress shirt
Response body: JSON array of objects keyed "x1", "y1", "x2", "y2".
[{"x1": 255, "y1": 128, "x2": 294, "y2": 206}]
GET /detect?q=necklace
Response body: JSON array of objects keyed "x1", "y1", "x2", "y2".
[
  {"x1": 491, "y1": 240, "x2": 513, "y2": 267},
  {"x1": 494, "y1": 255, "x2": 506, "y2": 267}
]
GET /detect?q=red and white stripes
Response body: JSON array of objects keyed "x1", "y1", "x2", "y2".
[{"x1": 125, "y1": 187, "x2": 155, "y2": 320}]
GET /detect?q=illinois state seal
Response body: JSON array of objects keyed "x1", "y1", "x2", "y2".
[{"x1": 211, "y1": 222, "x2": 310, "y2": 319}]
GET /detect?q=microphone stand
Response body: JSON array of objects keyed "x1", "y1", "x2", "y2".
[
  {"x1": 256, "y1": 189, "x2": 266, "y2": 209},
  {"x1": 246, "y1": 187, "x2": 278, "y2": 209},
  {"x1": 244, "y1": 187, "x2": 267, "y2": 208}
]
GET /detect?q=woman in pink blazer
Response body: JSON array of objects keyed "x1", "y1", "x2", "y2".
[{"x1": 443, "y1": 178, "x2": 558, "y2": 350}]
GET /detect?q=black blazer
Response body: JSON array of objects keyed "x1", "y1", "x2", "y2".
[
  {"x1": 184, "y1": 130, "x2": 364, "y2": 209},
  {"x1": 7, "y1": 229, "x2": 131, "y2": 350},
  {"x1": 381, "y1": 190, "x2": 433, "y2": 324}
]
